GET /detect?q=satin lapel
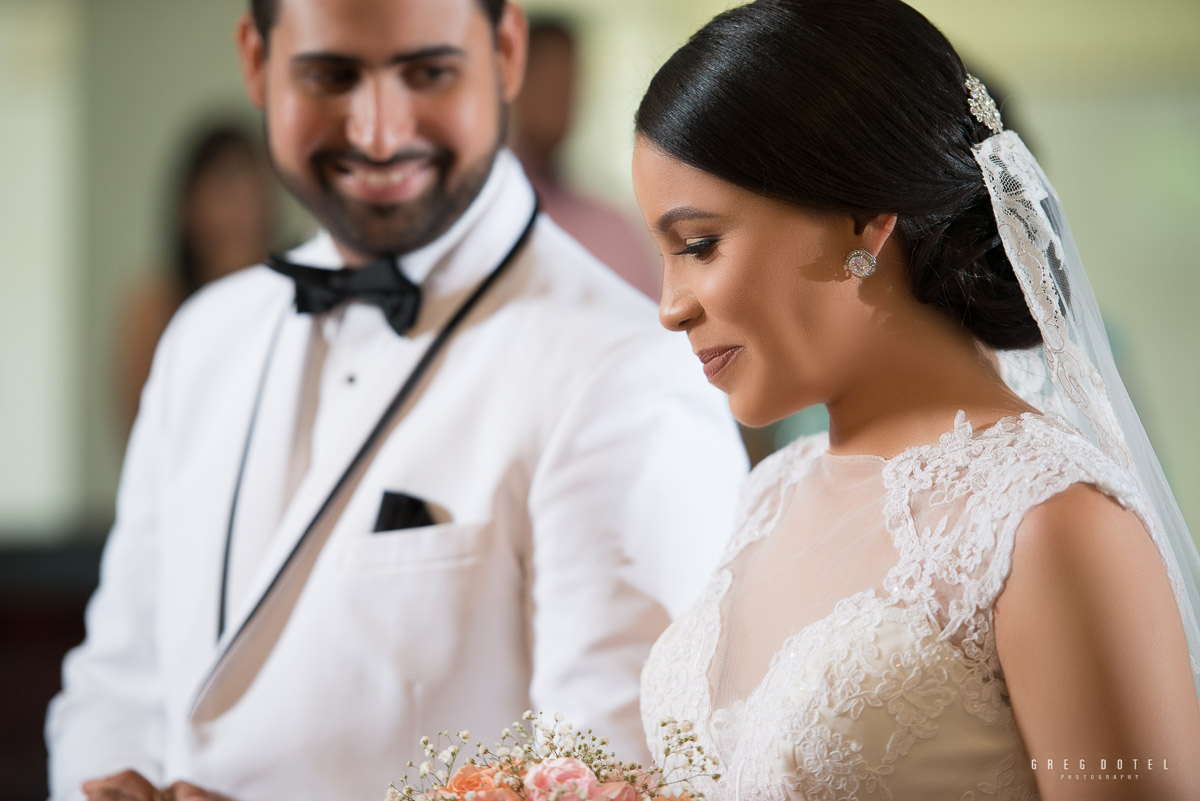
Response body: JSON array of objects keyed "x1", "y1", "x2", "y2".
[
  {"x1": 218, "y1": 310, "x2": 316, "y2": 634},
  {"x1": 188, "y1": 321, "x2": 425, "y2": 721},
  {"x1": 183, "y1": 307, "x2": 311, "y2": 715}
]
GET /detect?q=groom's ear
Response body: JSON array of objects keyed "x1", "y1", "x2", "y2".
[
  {"x1": 236, "y1": 13, "x2": 268, "y2": 109},
  {"x1": 852, "y1": 213, "x2": 899, "y2": 259},
  {"x1": 494, "y1": 3, "x2": 529, "y2": 103}
]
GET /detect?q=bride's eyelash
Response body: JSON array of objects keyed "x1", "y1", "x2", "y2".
[{"x1": 671, "y1": 237, "x2": 720, "y2": 258}]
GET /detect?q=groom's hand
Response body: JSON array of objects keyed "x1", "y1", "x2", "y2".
[
  {"x1": 81, "y1": 772, "x2": 236, "y2": 801},
  {"x1": 82, "y1": 770, "x2": 163, "y2": 801},
  {"x1": 163, "y1": 781, "x2": 236, "y2": 801}
]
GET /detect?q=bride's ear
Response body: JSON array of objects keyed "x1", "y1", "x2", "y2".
[{"x1": 852, "y1": 212, "x2": 899, "y2": 258}]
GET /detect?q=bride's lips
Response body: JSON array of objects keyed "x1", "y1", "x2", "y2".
[
  {"x1": 696, "y1": 345, "x2": 744, "y2": 383},
  {"x1": 332, "y1": 158, "x2": 435, "y2": 204}
]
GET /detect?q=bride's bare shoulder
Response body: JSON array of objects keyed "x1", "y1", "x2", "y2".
[
  {"x1": 994, "y1": 483, "x2": 1200, "y2": 799},
  {"x1": 1000, "y1": 483, "x2": 1165, "y2": 625},
  {"x1": 1018, "y1": 483, "x2": 1149, "y2": 556}
]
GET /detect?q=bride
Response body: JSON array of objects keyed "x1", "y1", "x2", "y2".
[{"x1": 630, "y1": 1, "x2": 1200, "y2": 799}]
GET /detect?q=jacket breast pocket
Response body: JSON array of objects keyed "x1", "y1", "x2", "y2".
[{"x1": 336, "y1": 522, "x2": 488, "y2": 574}]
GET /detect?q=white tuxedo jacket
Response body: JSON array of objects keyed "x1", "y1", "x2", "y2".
[{"x1": 46, "y1": 153, "x2": 747, "y2": 801}]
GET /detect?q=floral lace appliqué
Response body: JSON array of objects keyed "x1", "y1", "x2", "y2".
[{"x1": 642, "y1": 412, "x2": 1148, "y2": 801}]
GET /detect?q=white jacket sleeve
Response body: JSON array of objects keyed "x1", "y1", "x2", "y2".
[
  {"x1": 45, "y1": 327, "x2": 175, "y2": 800},
  {"x1": 526, "y1": 331, "x2": 746, "y2": 762}
]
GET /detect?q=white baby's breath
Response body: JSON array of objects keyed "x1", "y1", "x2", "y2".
[{"x1": 390, "y1": 713, "x2": 717, "y2": 801}]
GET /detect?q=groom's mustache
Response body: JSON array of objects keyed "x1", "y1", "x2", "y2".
[{"x1": 318, "y1": 146, "x2": 453, "y2": 171}]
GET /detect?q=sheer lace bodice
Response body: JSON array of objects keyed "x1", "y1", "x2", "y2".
[{"x1": 641, "y1": 411, "x2": 1160, "y2": 801}]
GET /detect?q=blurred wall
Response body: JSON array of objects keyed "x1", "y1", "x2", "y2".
[
  {"x1": 0, "y1": 0, "x2": 83, "y2": 540},
  {"x1": 913, "y1": 0, "x2": 1200, "y2": 533},
  {"x1": 78, "y1": 0, "x2": 268, "y2": 532},
  {"x1": 0, "y1": 0, "x2": 1197, "y2": 542}
]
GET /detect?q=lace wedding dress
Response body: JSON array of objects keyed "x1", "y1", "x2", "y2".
[{"x1": 641, "y1": 410, "x2": 1158, "y2": 801}]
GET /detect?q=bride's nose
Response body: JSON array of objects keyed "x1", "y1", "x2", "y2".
[{"x1": 659, "y1": 272, "x2": 702, "y2": 332}]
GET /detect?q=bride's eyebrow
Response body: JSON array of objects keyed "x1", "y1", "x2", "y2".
[{"x1": 655, "y1": 206, "x2": 719, "y2": 234}]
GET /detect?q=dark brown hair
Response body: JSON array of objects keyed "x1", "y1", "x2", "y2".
[
  {"x1": 250, "y1": 0, "x2": 508, "y2": 45},
  {"x1": 171, "y1": 124, "x2": 267, "y2": 296},
  {"x1": 635, "y1": 0, "x2": 1039, "y2": 349}
]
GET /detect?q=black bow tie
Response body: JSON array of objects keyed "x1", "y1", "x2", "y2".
[{"x1": 266, "y1": 253, "x2": 422, "y2": 336}]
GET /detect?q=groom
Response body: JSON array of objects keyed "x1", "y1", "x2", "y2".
[{"x1": 45, "y1": 1, "x2": 746, "y2": 800}]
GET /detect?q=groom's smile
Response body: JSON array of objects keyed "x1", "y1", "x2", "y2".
[{"x1": 237, "y1": 0, "x2": 525, "y2": 263}]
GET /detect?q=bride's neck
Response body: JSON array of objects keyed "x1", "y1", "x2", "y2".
[{"x1": 824, "y1": 309, "x2": 1035, "y2": 459}]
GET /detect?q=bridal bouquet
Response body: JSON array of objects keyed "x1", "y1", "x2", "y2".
[{"x1": 387, "y1": 712, "x2": 718, "y2": 801}]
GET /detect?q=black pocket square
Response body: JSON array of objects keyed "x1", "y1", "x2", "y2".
[{"x1": 373, "y1": 491, "x2": 436, "y2": 532}]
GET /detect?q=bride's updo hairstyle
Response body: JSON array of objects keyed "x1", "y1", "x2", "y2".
[{"x1": 635, "y1": 0, "x2": 1040, "y2": 350}]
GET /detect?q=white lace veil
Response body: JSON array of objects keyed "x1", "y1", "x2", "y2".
[{"x1": 968, "y1": 76, "x2": 1200, "y2": 693}]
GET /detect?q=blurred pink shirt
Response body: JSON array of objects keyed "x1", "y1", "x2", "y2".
[{"x1": 521, "y1": 160, "x2": 662, "y2": 302}]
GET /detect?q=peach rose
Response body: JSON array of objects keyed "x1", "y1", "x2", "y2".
[
  {"x1": 472, "y1": 789, "x2": 523, "y2": 801},
  {"x1": 594, "y1": 782, "x2": 638, "y2": 801},
  {"x1": 523, "y1": 758, "x2": 598, "y2": 801},
  {"x1": 431, "y1": 778, "x2": 519, "y2": 801},
  {"x1": 446, "y1": 765, "x2": 500, "y2": 795}
]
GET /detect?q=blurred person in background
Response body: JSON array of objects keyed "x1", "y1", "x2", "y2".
[
  {"x1": 511, "y1": 16, "x2": 661, "y2": 300},
  {"x1": 116, "y1": 123, "x2": 279, "y2": 430},
  {"x1": 45, "y1": 1, "x2": 746, "y2": 800}
]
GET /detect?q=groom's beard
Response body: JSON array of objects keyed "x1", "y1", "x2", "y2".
[
  {"x1": 274, "y1": 143, "x2": 496, "y2": 260},
  {"x1": 265, "y1": 106, "x2": 508, "y2": 259}
]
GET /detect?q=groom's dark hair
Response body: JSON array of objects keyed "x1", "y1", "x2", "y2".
[
  {"x1": 636, "y1": 0, "x2": 1040, "y2": 351},
  {"x1": 249, "y1": 0, "x2": 508, "y2": 47}
]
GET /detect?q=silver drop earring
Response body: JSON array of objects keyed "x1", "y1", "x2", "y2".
[{"x1": 845, "y1": 249, "x2": 877, "y2": 279}]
